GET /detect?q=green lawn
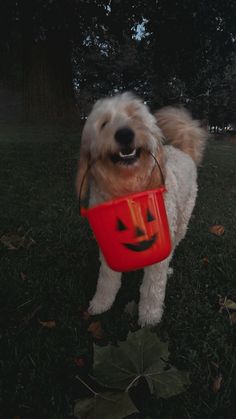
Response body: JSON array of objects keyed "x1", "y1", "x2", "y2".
[{"x1": 0, "y1": 125, "x2": 236, "y2": 419}]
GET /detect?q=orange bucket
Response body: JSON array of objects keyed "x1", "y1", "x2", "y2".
[{"x1": 81, "y1": 187, "x2": 172, "y2": 272}]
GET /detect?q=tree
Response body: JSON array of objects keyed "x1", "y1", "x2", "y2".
[
  {"x1": 0, "y1": 1, "x2": 20, "y2": 86},
  {"x1": 4, "y1": 0, "x2": 110, "y2": 119}
]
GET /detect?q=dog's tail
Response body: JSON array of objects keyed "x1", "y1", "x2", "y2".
[{"x1": 155, "y1": 107, "x2": 207, "y2": 165}]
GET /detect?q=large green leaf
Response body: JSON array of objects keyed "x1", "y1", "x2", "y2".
[
  {"x1": 146, "y1": 368, "x2": 190, "y2": 399},
  {"x1": 74, "y1": 391, "x2": 138, "y2": 419},
  {"x1": 93, "y1": 328, "x2": 190, "y2": 398}
]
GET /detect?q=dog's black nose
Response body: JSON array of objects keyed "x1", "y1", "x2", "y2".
[{"x1": 114, "y1": 127, "x2": 134, "y2": 146}]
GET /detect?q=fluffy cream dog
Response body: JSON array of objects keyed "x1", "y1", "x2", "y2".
[{"x1": 76, "y1": 92, "x2": 207, "y2": 326}]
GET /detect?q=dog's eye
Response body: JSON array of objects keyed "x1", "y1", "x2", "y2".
[
  {"x1": 117, "y1": 218, "x2": 127, "y2": 231},
  {"x1": 147, "y1": 208, "x2": 155, "y2": 222},
  {"x1": 101, "y1": 121, "x2": 108, "y2": 130}
]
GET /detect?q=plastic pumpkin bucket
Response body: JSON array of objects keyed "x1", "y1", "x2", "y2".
[{"x1": 81, "y1": 187, "x2": 172, "y2": 272}]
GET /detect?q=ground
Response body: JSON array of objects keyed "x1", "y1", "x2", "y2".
[{"x1": 0, "y1": 123, "x2": 236, "y2": 419}]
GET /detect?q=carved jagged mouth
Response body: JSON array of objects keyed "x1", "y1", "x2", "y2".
[
  {"x1": 110, "y1": 147, "x2": 141, "y2": 165},
  {"x1": 123, "y1": 234, "x2": 157, "y2": 252}
]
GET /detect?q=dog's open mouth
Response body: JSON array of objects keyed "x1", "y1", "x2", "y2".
[{"x1": 110, "y1": 147, "x2": 141, "y2": 165}]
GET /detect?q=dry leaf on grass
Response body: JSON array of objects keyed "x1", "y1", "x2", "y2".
[
  {"x1": 0, "y1": 234, "x2": 17, "y2": 249},
  {"x1": 202, "y1": 256, "x2": 209, "y2": 265},
  {"x1": 218, "y1": 296, "x2": 236, "y2": 325},
  {"x1": 209, "y1": 224, "x2": 225, "y2": 236},
  {"x1": 74, "y1": 357, "x2": 85, "y2": 368},
  {"x1": 212, "y1": 374, "x2": 223, "y2": 393},
  {"x1": 229, "y1": 312, "x2": 236, "y2": 325},
  {"x1": 0, "y1": 230, "x2": 36, "y2": 250},
  {"x1": 223, "y1": 298, "x2": 236, "y2": 310},
  {"x1": 20, "y1": 272, "x2": 27, "y2": 281},
  {"x1": 219, "y1": 296, "x2": 236, "y2": 311},
  {"x1": 87, "y1": 320, "x2": 104, "y2": 340},
  {"x1": 39, "y1": 320, "x2": 56, "y2": 328}
]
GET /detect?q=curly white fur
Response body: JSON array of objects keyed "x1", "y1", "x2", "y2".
[{"x1": 76, "y1": 92, "x2": 207, "y2": 326}]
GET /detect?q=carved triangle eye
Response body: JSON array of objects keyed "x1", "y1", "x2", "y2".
[
  {"x1": 117, "y1": 218, "x2": 127, "y2": 231},
  {"x1": 147, "y1": 208, "x2": 155, "y2": 222}
]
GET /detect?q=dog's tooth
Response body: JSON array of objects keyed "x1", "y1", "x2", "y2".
[{"x1": 119, "y1": 149, "x2": 137, "y2": 158}]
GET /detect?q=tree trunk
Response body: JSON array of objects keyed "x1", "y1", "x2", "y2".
[{"x1": 23, "y1": 31, "x2": 77, "y2": 120}]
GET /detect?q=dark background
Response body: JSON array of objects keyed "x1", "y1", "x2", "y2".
[{"x1": 0, "y1": 0, "x2": 236, "y2": 127}]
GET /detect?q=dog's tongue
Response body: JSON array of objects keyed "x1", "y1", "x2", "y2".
[{"x1": 119, "y1": 148, "x2": 136, "y2": 159}]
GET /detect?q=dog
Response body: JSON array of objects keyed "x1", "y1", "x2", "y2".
[{"x1": 76, "y1": 92, "x2": 207, "y2": 326}]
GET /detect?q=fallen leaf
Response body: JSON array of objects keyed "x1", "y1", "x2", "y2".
[
  {"x1": 224, "y1": 298, "x2": 236, "y2": 310},
  {"x1": 20, "y1": 272, "x2": 27, "y2": 281},
  {"x1": 93, "y1": 328, "x2": 190, "y2": 399},
  {"x1": 219, "y1": 296, "x2": 236, "y2": 311},
  {"x1": 212, "y1": 373, "x2": 223, "y2": 393},
  {"x1": 0, "y1": 234, "x2": 17, "y2": 249},
  {"x1": 74, "y1": 391, "x2": 138, "y2": 419},
  {"x1": 88, "y1": 321, "x2": 104, "y2": 340},
  {"x1": 0, "y1": 231, "x2": 36, "y2": 250},
  {"x1": 229, "y1": 312, "x2": 236, "y2": 325},
  {"x1": 39, "y1": 320, "x2": 56, "y2": 328},
  {"x1": 209, "y1": 225, "x2": 225, "y2": 236},
  {"x1": 74, "y1": 357, "x2": 85, "y2": 368}
]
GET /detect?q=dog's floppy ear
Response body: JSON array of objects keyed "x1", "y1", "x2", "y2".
[{"x1": 76, "y1": 126, "x2": 91, "y2": 202}]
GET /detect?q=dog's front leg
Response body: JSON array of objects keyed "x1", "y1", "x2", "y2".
[
  {"x1": 88, "y1": 253, "x2": 122, "y2": 315},
  {"x1": 138, "y1": 258, "x2": 170, "y2": 327}
]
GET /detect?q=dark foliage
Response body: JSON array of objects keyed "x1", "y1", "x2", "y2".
[{"x1": 0, "y1": 0, "x2": 235, "y2": 122}]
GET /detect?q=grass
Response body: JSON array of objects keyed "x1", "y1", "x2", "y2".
[{"x1": 0, "y1": 124, "x2": 236, "y2": 419}]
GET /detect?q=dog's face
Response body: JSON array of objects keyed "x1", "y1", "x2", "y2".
[{"x1": 77, "y1": 92, "x2": 164, "y2": 199}]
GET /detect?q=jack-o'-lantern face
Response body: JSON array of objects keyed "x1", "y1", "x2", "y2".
[
  {"x1": 84, "y1": 188, "x2": 171, "y2": 271},
  {"x1": 115, "y1": 198, "x2": 158, "y2": 252}
]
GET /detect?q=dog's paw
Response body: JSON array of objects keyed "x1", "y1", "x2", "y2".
[
  {"x1": 88, "y1": 296, "x2": 112, "y2": 315},
  {"x1": 138, "y1": 304, "x2": 163, "y2": 327}
]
